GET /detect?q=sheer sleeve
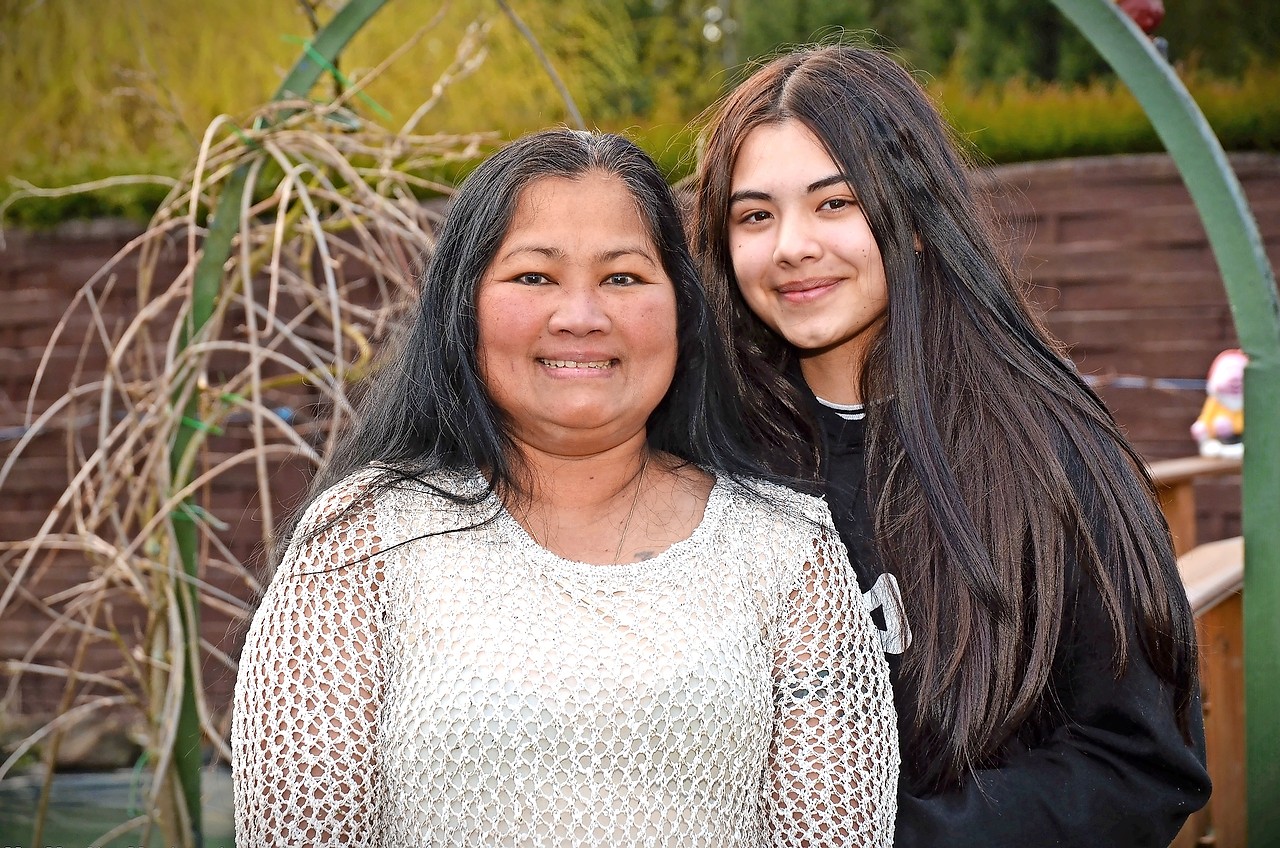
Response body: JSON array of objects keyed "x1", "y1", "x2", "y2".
[
  {"x1": 766, "y1": 529, "x2": 898, "y2": 847},
  {"x1": 232, "y1": 474, "x2": 386, "y2": 847}
]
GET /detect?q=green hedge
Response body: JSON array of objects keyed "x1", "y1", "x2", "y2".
[{"x1": 931, "y1": 60, "x2": 1280, "y2": 164}]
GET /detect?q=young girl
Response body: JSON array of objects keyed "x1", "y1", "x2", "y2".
[{"x1": 693, "y1": 44, "x2": 1210, "y2": 846}]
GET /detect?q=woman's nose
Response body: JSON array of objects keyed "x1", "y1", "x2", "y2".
[{"x1": 548, "y1": 283, "x2": 611, "y2": 335}]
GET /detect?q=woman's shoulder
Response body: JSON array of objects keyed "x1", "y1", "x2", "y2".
[
  {"x1": 714, "y1": 476, "x2": 852, "y2": 605},
  {"x1": 311, "y1": 463, "x2": 486, "y2": 511},
  {"x1": 280, "y1": 465, "x2": 488, "y2": 571},
  {"x1": 715, "y1": 476, "x2": 841, "y2": 580},
  {"x1": 294, "y1": 466, "x2": 387, "y2": 533},
  {"x1": 719, "y1": 474, "x2": 836, "y2": 531}
]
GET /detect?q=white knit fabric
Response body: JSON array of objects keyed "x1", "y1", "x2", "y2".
[{"x1": 232, "y1": 468, "x2": 897, "y2": 847}]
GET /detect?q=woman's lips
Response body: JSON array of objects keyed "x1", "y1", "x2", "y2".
[{"x1": 536, "y1": 357, "x2": 618, "y2": 371}]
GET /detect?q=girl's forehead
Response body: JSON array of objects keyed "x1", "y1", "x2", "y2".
[{"x1": 730, "y1": 121, "x2": 844, "y2": 194}]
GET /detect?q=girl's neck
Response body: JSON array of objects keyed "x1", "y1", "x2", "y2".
[{"x1": 799, "y1": 349, "x2": 865, "y2": 405}]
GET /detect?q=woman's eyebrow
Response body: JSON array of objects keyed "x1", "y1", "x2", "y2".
[
  {"x1": 495, "y1": 245, "x2": 564, "y2": 262},
  {"x1": 596, "y1": 247, "x2": 660, "y2": 267},
  {"x1": 493, "y1": 245, "x2": 659, "y2": 267}
]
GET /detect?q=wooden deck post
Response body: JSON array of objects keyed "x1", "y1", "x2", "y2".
[{"x1": 1152, "y1": 458, "x2": 1246, "y2": 847}]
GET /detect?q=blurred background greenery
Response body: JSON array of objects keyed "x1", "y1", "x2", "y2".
[{"x1": 1, "y1": 0, "x2": 1276, "y2": 226}]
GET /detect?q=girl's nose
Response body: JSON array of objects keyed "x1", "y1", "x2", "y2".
[{"x1": 772, "y1": 212, "x2": 821, "y2": 266}]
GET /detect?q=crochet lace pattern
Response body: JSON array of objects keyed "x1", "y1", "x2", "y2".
[{"x1": 232, "y1": 469, "x2": 898, "y2": 846}]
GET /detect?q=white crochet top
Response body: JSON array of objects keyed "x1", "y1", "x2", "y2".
[{"x1": 232, "y1": 468, "x2": 898, "y2": 847}]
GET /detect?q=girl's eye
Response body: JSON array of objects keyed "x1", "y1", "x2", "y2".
[
  {"x1": 515, "y1": 273, "x2": 550, "y2": 285},
  {"x1": 737, "y1": 209, "x2": 770, "y2": 225},
  {"x1": 821, "y1": 197, "x2": 854, "y2": 211},
  {"x1": 606, "y1": 273, "x2": 642, "y2": 286}
]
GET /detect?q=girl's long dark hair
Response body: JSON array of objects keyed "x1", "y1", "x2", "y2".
[
  {"x1": 283, "y1": 129, "x2": 783, "y2": 559},
  {"x1": 693, "y1": 44, "x2": 1198, "y2": 792}
]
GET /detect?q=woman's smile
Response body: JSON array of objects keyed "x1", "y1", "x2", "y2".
[{"x1": 536, "y1": 356, "x2": 619, "y2": 372}]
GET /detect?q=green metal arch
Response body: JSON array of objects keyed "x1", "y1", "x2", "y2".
[
  {"x1": 171, "y1": 1, "x2": 391, "y2": 842},
  {"x1": 1049, "y1": 1, "x2": 1280, "y2": 843}
]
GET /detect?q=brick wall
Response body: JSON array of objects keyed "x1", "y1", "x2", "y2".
[
  {"x1": 2, "y1": 152, "x2": 1276, "y2": 724},
  {"x1": 0, "y1": 220, "x2": 321, "y2": 721}
]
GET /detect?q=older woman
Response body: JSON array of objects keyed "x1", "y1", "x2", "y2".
[{"x1": 231, "y1": 129, "x2": 897, "y2": 847}]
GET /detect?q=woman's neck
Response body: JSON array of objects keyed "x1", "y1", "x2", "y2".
[
  {"x1": 505, "y1": 433, "x2": 712, "y2": 565},
  {"x1": 512, "y1": 432, "x2": 651, "y2": 520}
]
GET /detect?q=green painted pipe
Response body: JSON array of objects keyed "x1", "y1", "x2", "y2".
[
  {"x1": 169, "y1": 0, "x2": 390, "y2": 842},
  {"x1": 1049, "y1": 1, "x2": 1280, "y2": 844}
]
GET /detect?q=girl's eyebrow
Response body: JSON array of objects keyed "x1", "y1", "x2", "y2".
[
  {"x1": 728, "y1": 188, "x2": 771, "y2": 205},
  {"x1": 728, "y1": 174, "x2": 854, "y2": 205},
  {"x1": 806, "y1": 174, "x2": 854, "y2": 193}
]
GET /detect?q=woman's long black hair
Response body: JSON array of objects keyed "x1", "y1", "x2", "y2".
[
  {"x1": 693, "y1": 44, "x2": 1198, "y2": 792},
  {"x1": 285, "y1": 129, "x2": 783, "y2": 557}
]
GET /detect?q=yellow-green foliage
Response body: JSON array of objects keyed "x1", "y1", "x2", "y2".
[
  {"x1": 0, "y1": 0, "x2": 640, "y2": 164},
  {"x1": 930, "y1": 60, "x2": 1280, "y2": 164},
  {"x1": 0, "y1": 0, "x2": 645, "y2": 223},
  {"x1": 0, "y1": 1, "x2": 300, "y2": 178},
  {"x1": 2, "y1": 1, "x2": 1276, "y2": 224}
]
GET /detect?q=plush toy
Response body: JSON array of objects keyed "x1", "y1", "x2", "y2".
[{"x1": 1190, "y1": 349, "x2": 1247, "y2": 458}]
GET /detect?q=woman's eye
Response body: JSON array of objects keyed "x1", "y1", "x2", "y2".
[
  {"x1": 515, "y1": 273, "x2": 550, "y2": 285},
  {"x1": 821, "y1": 197, "x2": 853, "y2": 211},
  {"x1": 605, "y1": 273, "x2": 642, "y2": 286}
]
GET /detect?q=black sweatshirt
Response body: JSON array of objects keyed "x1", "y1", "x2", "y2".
[{"x1": 810, "y1": 396, "x2": 1212, "y2": 847}]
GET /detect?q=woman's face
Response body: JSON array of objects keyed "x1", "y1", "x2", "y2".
[
  {"x1": 476, "y1": 171, "x2": 679, "y2": 457},
  {"x1": 726, "y1": 120, "x2": 888, "y2": 382}
]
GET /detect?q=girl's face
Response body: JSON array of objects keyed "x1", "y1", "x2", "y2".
[{"x1": 727, "y1": 120, "x2": 888, "y2": 396}]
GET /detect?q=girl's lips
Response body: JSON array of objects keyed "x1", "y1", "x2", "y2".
[{"x1": 777, "y1": 278, "x2": 840, "y2": 303}]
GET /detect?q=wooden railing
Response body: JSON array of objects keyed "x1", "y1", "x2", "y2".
[{"x1": 1153, "y1": 455, "x2": 1245, "y2": 848}]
